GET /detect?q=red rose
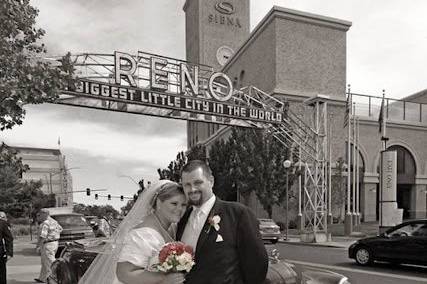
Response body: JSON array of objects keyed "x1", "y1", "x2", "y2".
[
  {"x1": 158, "y1": 242, "x2": 194, "y2": 264},
  {"x1": 159, "y1": 246, "x2": 170, "y2": 263}
]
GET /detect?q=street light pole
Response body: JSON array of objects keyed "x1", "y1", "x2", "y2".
[
  {"x1": 295, "y1": 158, "x2": 305, "y2": 231},
  {"x1": 48, "y1": 167, "x2": 80, "y2": 206},
  {"x1": 283, "y1": 159, "x2": 292, "y2": 241}
]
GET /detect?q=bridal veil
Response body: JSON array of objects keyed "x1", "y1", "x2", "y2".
[{"x1": 79, "y1": 179, "x2": 174, "y2": 284}]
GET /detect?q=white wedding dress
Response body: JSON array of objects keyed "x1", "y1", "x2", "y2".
[{"x1": 118, "y1": 227, "x2": 165, "y2": 271}]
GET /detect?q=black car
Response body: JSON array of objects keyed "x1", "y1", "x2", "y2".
[
  {"x1": 49, "y1": 239, "x2": 350, "y2": 284},
  {"x1": 349, "y1": 219, "x2": 427, "y2": 266},
  {"x1": 50, "y1": 213, "x2": 95, "y2": 256}
]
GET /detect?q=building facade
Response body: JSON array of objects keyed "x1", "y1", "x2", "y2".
[
  {"x1": 184, "y1": 0, "x2": 427, "y2": 222},
  {"x1": 13, "y1": 146, "x2": 73, "y2": 207}
]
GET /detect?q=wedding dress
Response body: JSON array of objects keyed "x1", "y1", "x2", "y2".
[
  {"x1": 78, "y1": 180, "x2": 174, "y2": 284},
  {"x1": 118, "y1": 227, "x2": 165, "y2": 270}
]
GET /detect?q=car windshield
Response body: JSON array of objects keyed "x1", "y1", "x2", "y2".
[{"x1": 52, "y1": 215, "x2": 88, "y2": 227}]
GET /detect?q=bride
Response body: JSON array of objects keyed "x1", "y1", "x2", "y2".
[{"x1": 79, "y1": 180, "x2": 188, "y2": 284}]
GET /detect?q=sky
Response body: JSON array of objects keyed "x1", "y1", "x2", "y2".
[{"x1": 2, "y1": 0, "x2": 427, "y2": 210}]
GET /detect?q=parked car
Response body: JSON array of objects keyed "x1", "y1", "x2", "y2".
[
  {"x1": 50, "y1": 213, "x2": 95, "y2": 256},
  {"x1": 349, "y1": 219, "x2": 427, "y2": 266},
  {"x1": 259, "y1": 218, "x2": 282, "y2": 244},
  {"x1": 48, "y1": 240, "x2": 351, "y2": 284}
]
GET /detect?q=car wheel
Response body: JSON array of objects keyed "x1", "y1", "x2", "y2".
[
  {"x1": 270, "y1": 239, "x2": 278, "y2": 244},
  {"x1": 355, "y1": 247, "x2": 372, "y2": 266}
]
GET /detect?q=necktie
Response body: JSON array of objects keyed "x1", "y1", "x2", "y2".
[{"x1": 192, "y1": 208, "x2": 202, "y2": 230}]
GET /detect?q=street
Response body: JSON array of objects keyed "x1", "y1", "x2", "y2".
[
  {"x1": 269, "y1": 243, "x2": 427, "y2": 284},
  {"x1": 7, "y1": 238, "x2": 427, "y2": 284}
]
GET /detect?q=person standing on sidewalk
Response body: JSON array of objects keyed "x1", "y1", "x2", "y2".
[
  {"x1": 0, "y1": 213, "x2": 13, "y2": 284},
  {"x1": 34, "y1": 209, "x2": 62, "y2": 283}
]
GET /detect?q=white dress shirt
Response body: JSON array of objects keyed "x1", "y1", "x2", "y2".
[{"x1": 181, "y1": 195, "x2": 216, "y2": 252}]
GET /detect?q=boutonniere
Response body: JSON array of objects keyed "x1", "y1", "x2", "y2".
[
  {"x1": 207, "y1": 214, "x2": 223, "y2": 242},
  {"x1": 208, "y1": 214, "x2": 221, "y2": 231}
]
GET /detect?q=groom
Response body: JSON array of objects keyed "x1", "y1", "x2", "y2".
[{"x1": 177, "y1": 160, "x2": 268, "y2": 284}]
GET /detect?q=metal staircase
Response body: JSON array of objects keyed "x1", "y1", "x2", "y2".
[{"x1": 231, "y1": 86, "x2": 329, "y2": 242}]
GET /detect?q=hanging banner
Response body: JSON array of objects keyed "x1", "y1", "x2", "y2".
[
  {"x1": 381, "y1": 150, "x2": 397, "y2": 202},
  {"x1": 379, "y1": 150, "x2": 402, "y2": 228}
]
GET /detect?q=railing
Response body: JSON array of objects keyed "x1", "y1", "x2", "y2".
[{"x1": 349, "y1": 92, "x2": 427, "y2": 124}]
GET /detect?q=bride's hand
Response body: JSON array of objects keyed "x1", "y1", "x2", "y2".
[{"x1": 161, "y1": 272, "x2": 185, "y2": 284}]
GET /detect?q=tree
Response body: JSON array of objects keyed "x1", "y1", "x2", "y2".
[
  {"x1": 157, "y1": 145, "x2": 207, "y2": 182},
  {"x1": 0, "y1": 143, "x2": 28, "y2": 206},
  {"x1": 73, "y1": 204, "x2": 119, "y2": 218},
  {"x1": 0, "y1": 0, "x2": 75, "y2": 130},
  {"x1": 187, "y1": 144, "x2": 206, "y2": 161},
  {"x1": 331, "y1": 157, "x2": 346, "y2": 222},
  {"x1": 157, "y1": 151, "x2": 187, "y2": 182},
  {"x1": 0, "y1": 144, "x2": 56, "y2": 218},
  {"x1": 120, "y1": 199, "x2": 134, "y2": 216},
  {"x1": 229, "y1": 128, "x2": 293, "y2": 218},
  {"x1": 158, "y1": 125, "x2": 294, "y2": 219},
  {"x1": 7, "y1": 180, "x2": 56, "y2": 219},
  {"x1": 208, "y1": 138, "x2": 238, "y2": 201}
]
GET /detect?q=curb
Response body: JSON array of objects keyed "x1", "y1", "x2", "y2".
[
  {"x1": 277, "y1": 235, "x2": 358, "y2": 248},
  {"x1": 278, "y1": 239, "x2": 348, "y2": 248}
]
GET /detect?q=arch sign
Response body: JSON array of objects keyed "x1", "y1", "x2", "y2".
[{"x1": 62, "y1": 51, "x2": 284, "y2": 126}]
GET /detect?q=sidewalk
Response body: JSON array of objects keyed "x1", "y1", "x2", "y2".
[
  {"x1": 279, "y1": 221, "x2": 380, "y2": 248},
  {"x1": 8, "y1": 238, "x2": 40, "y2": 284}
]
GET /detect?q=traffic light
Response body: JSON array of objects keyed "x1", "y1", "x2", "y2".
[
  {"x1": 95, "y1": 193, "x2": 98, "y2": 200},
  {"x1": 120, "y1": 195, "x2": 124, "y2": 201},
  {"x1": 86, "y1": 188, "x2": 90, "y2": 196},
  {"x1": 107, "y1": 194, "x2": 111, "y2": 201}
]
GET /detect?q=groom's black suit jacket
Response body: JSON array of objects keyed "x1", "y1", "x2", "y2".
[{"x1": 177, "y1": 198, "x2": 268, "y2": 284}]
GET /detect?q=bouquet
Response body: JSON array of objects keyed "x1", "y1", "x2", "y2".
[{"x1": 153, "y1": 242, "x2": 195, "y2": 273}]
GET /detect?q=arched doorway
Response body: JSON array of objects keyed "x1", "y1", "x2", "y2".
[
  {"x1": 387, "y1": 145, "x2": 416, "y2": 219},
  {"x1": 375, "y1": 145, "x2": 417, "y2": 219}
]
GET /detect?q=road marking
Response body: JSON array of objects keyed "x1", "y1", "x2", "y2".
[{"x1": 286, "y1": 259, "x2": 427, "y2": 282}]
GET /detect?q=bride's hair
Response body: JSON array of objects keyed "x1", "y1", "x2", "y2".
[{"x1": 152, "y1": 182, "x2": 184, "y2": 209}]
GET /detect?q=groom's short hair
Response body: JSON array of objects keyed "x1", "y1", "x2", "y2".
[{"x1": 182, "y1": 160, "x2": 213, "y2": 178}]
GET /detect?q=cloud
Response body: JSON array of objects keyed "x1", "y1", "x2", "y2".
[
  {"x1": 34, "y1": 103, "x2": 186, "y2": 137},
  {"x1": 1, "y1": 104, "x2": 187, "y2": 163},
  {"x1": 32, "y1": 0, "x2": 186, "y2": 58}
]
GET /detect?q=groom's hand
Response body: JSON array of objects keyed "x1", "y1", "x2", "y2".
[{"x1": 162, "y1": 272, "x2": 185, "y2": 284}]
